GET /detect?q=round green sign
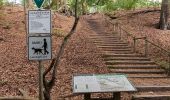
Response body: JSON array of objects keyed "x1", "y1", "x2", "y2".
[{"x1": 34, "y1": 0, "x2": 45, "y2": 8}]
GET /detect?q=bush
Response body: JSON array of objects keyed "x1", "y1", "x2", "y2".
[{"x1": 0, "y1": 0, "x2": 4, "y2": 9}]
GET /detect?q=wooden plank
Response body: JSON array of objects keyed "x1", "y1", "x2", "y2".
[
  {"x1": 136, "y1": 86, "x2": 170, "y2": 91},
  {"x1": 132, "y1": 95, "x2": 170, "y2": 100}
]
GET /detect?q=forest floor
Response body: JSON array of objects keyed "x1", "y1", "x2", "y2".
[{"x1": 0, "y1": 6, "x2": 170, "y2": 100}]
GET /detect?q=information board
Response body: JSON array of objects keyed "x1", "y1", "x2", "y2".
[
  {"x1": 73, "y1": 74, "x2": 136, "y2": 93},
  {"x1": 28, "y1": 10, "x2": 51, "y2": 34},
  {"x1": 28, "y1": 36, "x2": 52, "y2": 60}
]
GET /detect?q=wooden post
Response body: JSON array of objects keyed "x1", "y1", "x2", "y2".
[
  {"x1": 113, "y1": 92, "x2": 121, "y2": 100},
  {"x1": 84, "y1": 93, "x2": 91, "y2": 100},
  {"x1": 168, "y1": 54, "x2": 170, "y2": 76},
  {"x1": 145, "y1": 37, "x2": 148, "y2": 57},
  {"x1": 113, "y1": 24, "x2": 115, "y2": 32},
  {"x1": 39, "y1": 61, "x2": 44, "y2": 100},
  {"x1": 119, "y1": 26, "x2": 121, "y2": 40},
  {"x1": 133, "y1": 37, "x2": 136, "y2": 53}
]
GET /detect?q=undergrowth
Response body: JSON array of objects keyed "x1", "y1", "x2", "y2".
[
  {"x1": 53, "y1": 28, "x2": 67, "y2": 37},
  {"x1": 155, "y1": 59, "x2": 169, "y2": 70}
]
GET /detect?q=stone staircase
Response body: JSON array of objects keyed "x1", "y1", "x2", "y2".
[{"x1": 89, "y1": 29, "x2": 170, "y2": 100}]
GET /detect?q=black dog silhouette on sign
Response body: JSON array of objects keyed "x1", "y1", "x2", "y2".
[
  {"x1": 32, "y1": 47, "x2": 43, "y2": 55},
  {"x1": 32, "y1": 38, "x2": 49, "y2": 55}
]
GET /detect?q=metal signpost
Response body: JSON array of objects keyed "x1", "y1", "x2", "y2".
[
  {"x1": 27, "y1": 2, "x2": 52, "y2": 100},
  {"x1": 73, "y1": 74, "x2": 136, "y2": 100}
]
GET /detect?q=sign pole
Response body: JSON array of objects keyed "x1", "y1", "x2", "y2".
[{"x1": 39, "y1": 61, "x2": 44, "y2": 100}]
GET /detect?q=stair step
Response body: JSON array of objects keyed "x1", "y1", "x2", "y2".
[
  {"x1": 96, "y1": 44, "x2": 130, "y2": 47},
  {"x1": 132, "y1": 94, "x2": 170, "y2": 100},
  {"x1": 91, "y1": 38, "x2": 120, "y2": 40},
  {"x1": 97, "y1": 46, "x2": 131, "y2": 49},
  {"x1": 136, "y1": 86, "x2": 170, "y2": 91},
  {"x1": 97, "y1": 45, "x2": 131, "y2": 48},
  {"x1": 112, "y1": 70, "x2": 165, "y2": 74},
  {"x1": 96, "y1": 43, "x2": 129, "y2": 46},
  {"x1": 91, "y1": 36, "x2": 120, "y2": 39},
  {"x1": 98, "y1": 47, "x2": 132, "y2": 51},
  {"x1": 104, "y1": 57, "x2": 150, "y2": 61},
  {"x1": 103, "y1": 52, "x2": 134, "y2": 54},
  {"x1": 92, "y1": 40, "x2": 124, "y2": 42},
  {"x1": 90, "y1": 33, "x2": 118, "y2": 36},
  {"x1": 128, "y1": 76, "x2": 170, "y2": 78},
  {"x1": 132, "y1": 77, "x2": 170, "y2": 86},
  {"x1": 108, "y1": 65, "x2": 159, "y2": 69},
  {"x1": 127, "y1": 73, "x2": 167, "y2": 77},
  {"x1": 106, "y1": 61, "x2": 155, "y2": 65},
  {"x1": 101, "y1": 50, "x2": 133, "y2": 53},
  {"x1": 94, "y1": 42, "x2": 129, "y2": 45},
  {"x1": 100, "y1": 49, "x2": 132, "y2": 52},
  {"x1": 102, "y1": 53, "x2": 143, "y2": 57}
]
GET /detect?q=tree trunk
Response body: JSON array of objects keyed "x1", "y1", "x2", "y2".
[
  {"x1": 42, "y1": 0, "x2": 79, "y2": 99},
  {"x1": 27, "y1": 0, "x2": 34, "y2": 8},
  {"x1": 159, "y1": 0, "x2": 169, "y2": 30}
]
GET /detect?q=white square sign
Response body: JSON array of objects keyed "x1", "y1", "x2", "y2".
[
  {"x1": 28, "y1": 10, "x2": 51, "y2": 34},
  {"x1": 73, "y1": 74, "x2": 136, "y2": 93},
  {"x1": 28, "y1": 36, "x2": 52, "y2": 60}
]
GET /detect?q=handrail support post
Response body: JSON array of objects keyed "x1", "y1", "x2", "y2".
[
  {"x1": 168, "y1": 54, "x2": 170, "y2": 76},
  {"x1": 133, "y1": 37, "x2": 136, "y2": 53},
  {"x1": 119, "y1": 26, "x2": 121, "y2": 40},
  {"x1": 145, "y1": 37, "x2": 148, "y2": 57}
]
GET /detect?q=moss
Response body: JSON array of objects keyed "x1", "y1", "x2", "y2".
[
  {"x1": 53, "y1": 28, "x2": 67, "y2": 37},
  {"x1": 155, "y1": 59, "x2": 169, "y2": 70}
]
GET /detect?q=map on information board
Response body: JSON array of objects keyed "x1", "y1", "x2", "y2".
[
  {"x1": 73, "y1": 74, "x2": 136, "y2": 93},
  {"x1": 28, "y1": 10, "x2": 51, "y2": 34}
]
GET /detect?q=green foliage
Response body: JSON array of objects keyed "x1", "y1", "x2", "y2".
[
  {"x1": 48, "y1": 0, "x2": 161, "y2": 14},
  {"x1": 155, "y1": 59, "x2": 169, "y2": 70},
  {"x1": 136, "y1": 0, "x2": 161, "y2": 8},
  {"x1": 102, "y1": 0, "x2": 161, "y2": 12},
  {"x1": 53, "y1": 28, "x2": 67, "y2": 37},
  {"x1": 0, "y1": 0, "x2": 4, "y2": 8}
]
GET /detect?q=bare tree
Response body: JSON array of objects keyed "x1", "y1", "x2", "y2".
[
  {"x1": 43, "y1": 0, "x2": 79, "y2": 100},
  {"x1": 159, "y1": 0, "x2": 170, "y2": 30}
]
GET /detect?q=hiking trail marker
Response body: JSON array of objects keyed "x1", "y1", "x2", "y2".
[
  {"x1": 34, "y1": 0, "x2": 45, "y2": 8},
  {"x1": 28, "y1": 36, "x2": 52, "y2": 60}
]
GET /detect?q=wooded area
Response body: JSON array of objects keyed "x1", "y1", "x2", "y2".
[{"x1": 1, "y1": 0, "x2": 170, "y2": 100}]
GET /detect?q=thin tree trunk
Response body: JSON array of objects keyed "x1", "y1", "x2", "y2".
[
  {"x1": 43, "y1": 0, "x2": 79, "y2": 99},
  {"x1": 159, "y1": 0, "x2": 169, "y2": 30}
]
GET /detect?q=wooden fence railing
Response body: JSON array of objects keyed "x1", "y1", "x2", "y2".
[{"x1": 108, "y1": 21, "x2": 170, "y2": 75}]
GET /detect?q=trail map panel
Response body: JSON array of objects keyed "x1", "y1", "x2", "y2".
[
  {"x1": 28, "y1": 36, "x2": 52, "y2": 60},
  {"x1": 73, "y1": 74, "x2": 136, "y2": 93},
  {"x1": 28, "y1": 10, "x2": 51, "y2": 34}
]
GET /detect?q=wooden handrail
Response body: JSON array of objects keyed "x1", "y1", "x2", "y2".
[{"x1": 109, "y1": 21, "x2": 170, "y2": 75}]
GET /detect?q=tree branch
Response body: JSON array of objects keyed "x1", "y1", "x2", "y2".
[{"x1": 43, "y1": 0, "x2": 79, "y2": 99}]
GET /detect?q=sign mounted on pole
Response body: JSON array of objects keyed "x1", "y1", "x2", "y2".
[
  {"x1": 34, "y1": 0, "x2": 45, "y2": 8},
  {"x1": 28, "y1": 36, "x2": 52, "y2": 60},
  {"x1": 28, "y1": 10, "x2": 51, "y2": 34}
]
